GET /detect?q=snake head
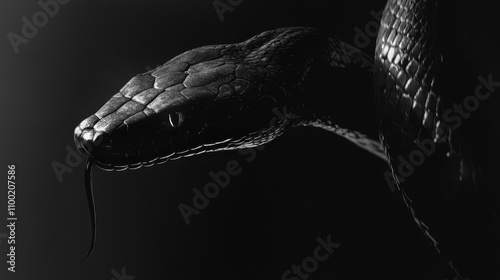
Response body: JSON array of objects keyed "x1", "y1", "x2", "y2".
[{"x1": 74, "y1": 45, "x2": 293, "y2": 171}]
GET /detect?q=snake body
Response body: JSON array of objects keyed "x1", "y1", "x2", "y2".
[{"x1": 74, "y1": 0, "x2": 499, "y2": 278}]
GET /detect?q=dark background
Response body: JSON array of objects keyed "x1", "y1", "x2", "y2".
[{"x1": 0, "y1": 0, "x2": 459, "y2": 279}]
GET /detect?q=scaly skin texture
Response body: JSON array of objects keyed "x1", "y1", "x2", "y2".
[{"x1": 376, "y1": 0, "x2": 500, "y2": 279}]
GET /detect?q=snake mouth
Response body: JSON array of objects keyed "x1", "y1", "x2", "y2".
[
  {"x1": 73, "y1": 114, "x2": 249, "y2": 171},
  {"x1": 74, "y1": 123, "x2": 187, "y2": 171}
]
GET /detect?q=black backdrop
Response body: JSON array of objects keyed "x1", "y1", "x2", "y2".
[{"x1": 0, "y1": 0, "x2": 461, "y2": 279}]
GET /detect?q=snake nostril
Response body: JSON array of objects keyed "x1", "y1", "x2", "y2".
[
  {"x1": 93, "y1": 130, "x2": 114, "y2": 150},
  {"x1": 93, "y1": 131, "x2": 104, "y2": 146}
]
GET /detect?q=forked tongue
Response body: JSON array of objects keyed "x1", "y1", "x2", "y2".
[{"x1": 81, "y1": 157, "x2": 96, "y2": 262}]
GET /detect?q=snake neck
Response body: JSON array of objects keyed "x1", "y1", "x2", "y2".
[
  {"x1": 292, "y1": 72, "x2": 387, "y2": 161},
  {"x1": 285, "y1": 33, "x2": 385, "y2": 160}
]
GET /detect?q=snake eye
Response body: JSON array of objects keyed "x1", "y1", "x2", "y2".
[{"x1": 164, "y1": 112, "x2": 184, "y2": 129}]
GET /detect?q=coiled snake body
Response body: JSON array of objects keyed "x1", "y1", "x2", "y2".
[{"x1": 74, "y1": 0, "x2": 499, "y2": 278}]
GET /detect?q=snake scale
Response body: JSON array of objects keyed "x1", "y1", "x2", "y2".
[{"x1": 74, "y1": 0, "x2": 499, "y2": 278}]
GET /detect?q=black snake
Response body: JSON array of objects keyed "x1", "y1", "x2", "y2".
[{"x1": 74, "y1": 0, "x2": 499, "y2": 278}]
